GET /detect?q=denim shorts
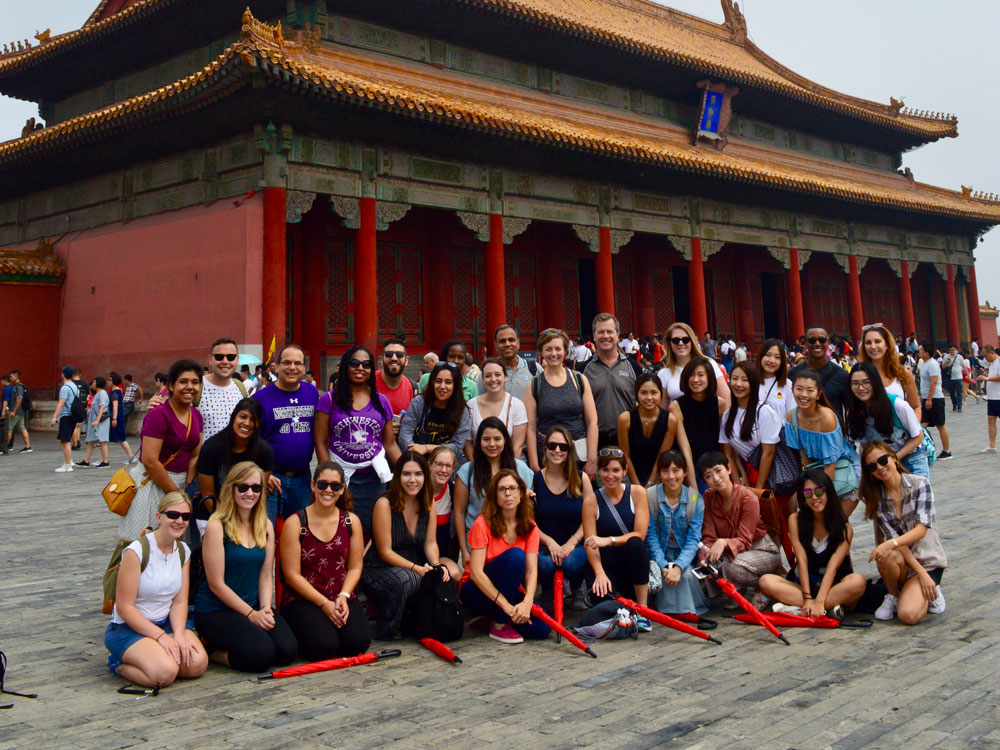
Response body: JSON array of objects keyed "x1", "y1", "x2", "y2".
[{"x1": 104, "y1": 617, "x2": 179, "y2": 674}]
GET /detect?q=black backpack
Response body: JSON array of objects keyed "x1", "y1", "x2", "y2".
[
  {"x1": 69, "y1": 389, "x2": 86, "y2": 423},
  {"x1": 17, "y1": 386, "x2": 31, "y2": 414},
  {"x1": 403, "y1": 565, "x2": 464, "y2": 642}
]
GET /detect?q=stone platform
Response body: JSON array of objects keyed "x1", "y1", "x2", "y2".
[{"x1": 1, "y1": 406, "x2": 999, "y2": 749}]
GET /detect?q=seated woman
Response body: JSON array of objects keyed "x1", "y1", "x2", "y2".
[
  {"x1": 645, "y1": 451, "x2": 709, "y2": 617},
  {"x1": 757, "y1": 470, "x2": 866, "y2": 618},
  {"x1": 719, "y1": 362, "x2": 782, "y2": 490},
  {"x1": 361, "y1": 452, "x2": 453, "y2": 640},
  {"x1": 195, "y1": 398, "x2": 274, "y2": 537},
  {"x1": 465, "y1": 358, "x2": 528, "y2": 461},
  {"x1": 459, "y1": 470, "x2": 550, "y2": 644},
  {"x1": 617, "y1": 373, "x2": 692, "y2": 487},
  {"x1": 845, "y1": 362, "x2": 928, "y2": 479},
  {"x1": 582, "y1": 449, "x2": 651, "y2": 629},
  {"x1": 786, "y1": 368, "x2": 860, "y2": 516},
  {"x1": 859, "y1": 442, "x2": 947, "y2": 624},
  {"x1": 427, "y1": 446, "x2": 457, "y2": 560},
  {"x1": 105, "y1": 492, "x2": 207, "y2": 687},
  {"x1": 193, "y1": 461, "x2": 297, "y2": 673},
  {"x1": 399, "y1": 362, "x2": 471, "y2": 461},
  {"x1": 698, "y1": 452, "x2": 780, "y2": 603},
  {"x1": 280, "y1": 461, "x2": 371, "y2": 661},
  {"x1": 454, "y1": 417, "x2": 534, "y2": 564},
  {"x1": 533, "y1": 426, "x2": 593, "y2": 610}
]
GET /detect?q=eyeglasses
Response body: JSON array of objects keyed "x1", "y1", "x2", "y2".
[
  {"x1": 236, "y1": 483, "x2": 263, "y2": 494},
  {"x1": 212, "y1": 353, "x2": 238, "y2": 362},
  {"x1": 861, "y1": 323, "x2": 885, "y2": 332},
  {"x1": 497, "y1": 486, "x2": 521, "y2": 495},
  {"x1": 349, "y1": 359, "x2": 373, "y2": 370},
  {"x1": 161, "y1": 510, "x2": 191, "y2": 521},
  {"x1": 545, "y1": 442, "x2": 569, "y2": 452},
  {"x1": 851, "y1": 380, "x2": 872, "y2": 389},
  {"x1": 801, "y1": 488, "x2": 826, "y2": 499},
  {"x1": 806, "y1": 337, "x2": 829, "y2": 345},
  {"x1": 383, "y1": 351, "x2": 406, "y2": 360},
  {"x1": 315, "y1": 480, "x2": 344, "y2": 492},
  {"x1": 598, "y1": 448, "x2": 624, "y2": 458},
  {"x1": 670, "y1": 336, "x2": 692, "y2": 346},
  {"x1": 440, "y1": 361, "x2": 459, "y2": 369},
  {"x1": 431, "y1": 461, "x2": 454, "y2": 470},
  {"x1": 864, "y1": 454, "x2": 892, "y2": 473}
]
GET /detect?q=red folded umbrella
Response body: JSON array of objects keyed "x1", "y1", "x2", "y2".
[
  {"x1": 419, "y1": 638, "x2": 462, "y2": 664},
  {"x1": 715, "y1": 577, "x2": 789, "y2": 645},
  {"x1": 615, "y1": 597, "x2": 721, "y2": 645},
  {"x1": 257, "y1": 649, "x2": 401, "y2": 681},
  {"x1": 734, "y1": 611, "x2": 872, "y2": 629},
  {"x1": 553, "y1": 569, "x2": 564, "y2": 626},
  {"x1": 529, "y1": 602, "x2": 597, "y2": 658}
]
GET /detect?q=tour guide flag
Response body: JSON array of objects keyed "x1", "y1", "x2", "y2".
[
  {"x1": 697, "y1": 89, "x2": 724, "y2": 140},
  {"x1": 265, "y1": 334, "x2": 276, "y2": 366}
]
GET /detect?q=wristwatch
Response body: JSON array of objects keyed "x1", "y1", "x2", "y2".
[
  {"x1": 665, "y1": 562, "x2": 678, "y2": 570},
  {"x1": 610, "y1": 536, "x2": 617, "y2": 547}
]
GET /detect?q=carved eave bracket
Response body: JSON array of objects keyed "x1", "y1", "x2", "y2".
[
  {"x1": 796, "y1": 250, "x2": 812, "y2": 270},
  {"x1": 766, "y1": 246, "x2": 791, "y2": 270},
  {"x1": 886, "y1": 258, "x2": 903, "y2": 278},
  {"x1": 572, "y1": 225, "x2": 633, "y2": 254},
  {"x1": 457, "y1": 212, "x2": 490, "y2": 242},
  {"x1": 330, "y1": 196, "x2": 360, "y2": 230},
  {"x1": 503, "y1": 218, "x2": 531, "y2": 245},
  {"x1": 701, "y1": 239, "x2": 725, "y2": 260},
  {"x1": 831, "y1": 253, "x2": 851, "y2": 275},
  {"x1": 855, "y1": 255, "x2": 869, "y2": 273},
  {"x1": 933, "y1": 262, "x2": 947, "y2": 278},
  {"x1": 375, "y1": 202, "x2": 411, "y2": 231},
  {"x1": 667, "y1": 235, "x2": 691, "y2": 261},
  {"x1": 286, "y1": 190, "x2": 316, "y2": 223}
]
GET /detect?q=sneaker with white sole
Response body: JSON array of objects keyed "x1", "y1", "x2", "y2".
[
  {"x1": 928, "y1": 586, "x2": 946, "y2": 614},
  {"x1": 489, "y1": 622, "x2": 524, "y2": 644},
  {"x1": 571, "y1": 586, "x2": 590, "y2": 611},
  {"x1": 635, "y1": 616, "x2": 652, "y2": 633},
  {"x1": 18, "y1": 447, "x2": 32, "y2": 454},
  {"x1": 874, "y1": 593, "x2": 899, "y2": 620},
  {"x1": 938, "y1": 451, "x2": 953, "y2": 460},
  {"x1": 74, "y1": 460, "x2": 91, "y2": 468},
  {"x1": 978, "y1": 447, "x2": 998, "y2": 454},
  {"x1": 54, "y1": 464, "x2": 74, "y2": 473},
  {"x1": 94, "y1": 461, "x2": 110, "y2": 468},
  {"x1": 771, "y1": 602, "x2": 802, "y2": 616}
]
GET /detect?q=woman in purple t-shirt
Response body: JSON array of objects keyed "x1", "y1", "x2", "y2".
[
  {"x1": 315, "y1": 346, "x2": 401, "y2": 539},
  {"x1": 119, "y1": 359, "x2": 204, "y2": 541}
]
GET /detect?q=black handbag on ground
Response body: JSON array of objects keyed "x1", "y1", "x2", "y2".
[{"x1": 403, "y1": 565, "x2": 464, "y2": 642}]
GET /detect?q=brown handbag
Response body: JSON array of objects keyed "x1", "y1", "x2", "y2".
[{"x1": 102, "y1": 408, "x2": 192, "y2": 516}]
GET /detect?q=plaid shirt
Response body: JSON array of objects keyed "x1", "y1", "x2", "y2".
[
  {"x1": 877, "y1": 473, "x2": 947, "y2": 570},
  {"x1": 123, "y1": 384, "x2": 139, "y2": 403}
]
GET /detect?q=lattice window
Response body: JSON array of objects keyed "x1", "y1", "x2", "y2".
[
  {"x1": 712, "y1": 269, "x2": 735, "y2": 337},
  {"x1": 452, "y1": 249, "x2": 476, "y2": 340},
  {"x1": 325, "y1": 237, "x2": 353, "y2": 344},
  {"x1": 807, "y1": 275, "x2": 850, "y2": 338},
  {"x1": 376, "y1": 245, "x2": 396, "y2": 335},
  {"x1": 507, "y1": 253, "x2": 538, "y2": 343},
  {"x1": 913, "y1": 272, "x2": 932, "y2": 342},
  {"x1": 651, "y1": 264, "x2": 674, "y2": 335},
  {"x1": 562, "y1": 258, "x2": 581, "y2": 336},
  {"x1": 614, "y1": 260, "x2": 633, "y2": 333},
  {"x1": 862, "y1": 278, "x2": 901, "y2": 335},
  {"x1": 748, "y1": 272, "x2": 764, "y2": 340},
  {"x1": 376, "y1": 242, "x2": 423, "y2": 342}
]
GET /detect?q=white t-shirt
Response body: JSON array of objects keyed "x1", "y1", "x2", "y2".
[
  {"x1": 622, "y1": 338, "x2": 640, "y2": 355},
  {"x1": 111, "y1": 539, "x2": 189, "y2": 625},
  {"x1": 719, "y1": 404, "x2": 782, "y2": 461},
  {"x1": 946, "y1": 354, "x2": 965, "y2": 380},
  {"x1": 574, "y1": 344, "x2": 593, "y2": 363},
  {"x1": 988, "y1": 359, "x2": 1000, "y2": 400},
  {"x1": 972, "y1": 341, "x2": 980, "y2": 357},
  {"x1": 199, "y1": 379, "x2": 246, "y2": 439},
  {"x1": 658, "y1": 358, "x2": 726, "y2": 402},
  {"x1": 734, "y1": 347, "x2": 748, "y2": 363},
  {"x1": 917, "y1": 358, "x2": 943, "y2": 398},
  {"x1": 467, "y1": 393, "x2": 528, "y2": 438},
  {"x1": 885, "y1": 377, "x2": 905, "y2": 399},
  {"x1": 759, "y1": 377, "x2": 793, "y2": 418}
]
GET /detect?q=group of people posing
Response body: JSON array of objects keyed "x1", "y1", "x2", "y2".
[{"x1": 104, "y1": 319, "x2": 950, "y2": 689}]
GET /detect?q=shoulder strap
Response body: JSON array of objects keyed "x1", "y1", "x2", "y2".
[
  {"x1": 531, "y1": 373, "x2": 540, "y2": 403},
  {"x1": 177, "y1": 542, "x2": 187, "y2": 566},
  {"x1": 235, "y1": 379, "x2": 248, "y2": 398},
  {"x1": 298, "y1": 508, "x2": 308, "y2": 536},
  {"x1": 647, "y1": 484, "x2": 660, "y2": 523},
  {"x1": 886, "y1": 394, "x2": 906, "y2": 431},
  {"x1": 571, "y1": 370, "x2": 583, "y2": 393},
  {"x1": 685, "y1": 487, "x2": 698, "y2": 524},
  {"x1": 528, "y1": 360, "x2": 538, "y2": 376},
  {"x1": 599, "y1": 488, "x2": 631, "y2": 536},
  {"x1": 138, "y1": 535, "x2": 150, "y2": 573}
]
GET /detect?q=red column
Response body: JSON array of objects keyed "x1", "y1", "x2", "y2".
[
  {"x1": 944, "y1": 264, "x2": 960, "y2": 345},
  {"x1": 355, "y1": 196, "x2": 378, "y2": 351},
  {"x1": 967, "y1": 265, "x2": 984, "y2": 342},
  {"x1": 847, "y1": 253, "x2": 864, "y2": 343},
  {"x1": 785, "y1": 248, "x2": 805, "y2": 341},
  {"x1": 688, "y1": 237, "x2": 708, "y2": 335},
  {"x1": 634, "y1": 251, "x2": 655, "y2": 337},
  {"x1": 485, "y1": 213, "x2": 507, "y2": 354},
  {"x1": 899, "y1": 260, "x2": 917, "y2": 337},
  {"x1": 596, "y1": 226, "x2": 615, "y2": 315},
  {"x1": 262, "y1": 187, "x2": 287, "y2": 349}
]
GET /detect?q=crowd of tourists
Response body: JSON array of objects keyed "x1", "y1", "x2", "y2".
[{"x1": 28, "y1": 319, "x2": 992, "y2": 689}]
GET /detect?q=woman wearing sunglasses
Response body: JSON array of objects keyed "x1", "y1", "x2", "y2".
[
  {"x1": 193, "y1": 461, "x2": 297, "y2": 672},
  {"x1": 859, "y1": 442, "x2": 947, "y2": 624},
  {"x1": 315, "y1": 345, "x2": 401, "y2": 539},
  {"x1": 532, "y1": 426, "x2": 593, "y2": 610},
  {"x1": 845, "y1": 363, "x2": 928, "y2": 479},
  {"x1": 399, "y1": 361, "x2": 471, "y2": 461},
  {"x1": 857, "y1": 324, "x2": 921, "y2": 419},
  {"x1": 758, "y1": 470, "x2": 866, "y2": 618},
  {"x1": 657, "y1": 322, "x2": 730, "y2": 410},
  {"x1": 280, "y1": 462, "x2": 371, "y2": 660},
  {"x1": 105, "y1": 492, "x2": 207, "y2": 688}
]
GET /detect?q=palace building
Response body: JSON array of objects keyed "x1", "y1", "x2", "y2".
[{"x1": 1, "y1": 0, "x2": 998, "y2": 386}]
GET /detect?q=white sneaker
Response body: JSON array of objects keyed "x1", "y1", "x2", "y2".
[
  {"x1": 928, "y1": 586, "x2": 946, "y2": 614},
  {"x1": 54, "y1": 464, "x2": 73, "y2": 473},
  {"x1": 875, "y1": 593, "x2": 899, "y2": 620},
  {"x1": 978, "y1": 447, "x2": 997, "y2": 454},
  {"x1": 771, "y1": 602, "x2": 801, "y2": 615}
]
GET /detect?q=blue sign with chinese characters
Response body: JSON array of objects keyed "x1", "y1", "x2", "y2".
[{"x1": 698, "y1": 90, "x2": 724, "y2": 137}]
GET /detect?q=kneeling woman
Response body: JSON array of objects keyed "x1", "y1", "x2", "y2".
[
  {"x1": 193, "y1": 462, "x2": 297, "y2": 672},
  {"x1": 460, "y1": 470, "x2": 550, "y2": 644},
  {"x1": 582, "y1": 449, "x2": 651, "y2": 624},
  {"x1": 645, "y1": 451, "x2": 709, "y2": 616},
  {"x1": 280, "y1": 461, "x2": 371, "y2": 660},
  {"x1": 106, "y1": 492, "x2": 207, "y2": 687},
  {"x1": 860, "y1": 442, "x2": 947, "y2": 625},
  {"x1": 758, "y1": 470, "x2": 866, "y2": 617},
  {"x1": 699, "y1": 452, "x2": 780, "y2": 598},
  {"x1": 361, "y1": 452, "x2": 453, "y2": 640}
]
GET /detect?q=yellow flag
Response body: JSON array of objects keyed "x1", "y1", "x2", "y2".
[{"x1": 266, "y1": 334, "x2": 276, "y2": 365}]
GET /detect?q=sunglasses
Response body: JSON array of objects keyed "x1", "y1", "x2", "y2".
[
  {"x1": 212, "y1": 353, "x2": 238, "y2": 362},
  {"x1": 864, "y1": 454, "x2": 892, "y2": 473},
  {"x1": 383, "y1": 351, "x2": 406, "y2": 360},
  {"x1": 861, "y1": 323, "x2": 885, "y2": 332},
  {"x1": 349, "y1": 359, "x2": 373, "y2": 370},
  {"x1": 801, "y1": 488, "x2": 826, "y2": 499},
  {"x1": 161, "y1": 510, "x2": 191, "y2": 521},
  {"x1": 545, "y1": 442, "x2": 569, "y2": 452},
  {"x1": 670, "y1": 336, "x2": 692, "y2": 345},
  {"x1": 598, "y1": 448, "x2": 624, "y2": 458},
  {"x1": 315, "y1": 480, "x2": 344, "y2": 492},
  {"x1": 236, "y1": 483, "x2": 262, "y2": 494},
  {"x1": 806, "y1": 337, "x2": 829, "y2": 345}
]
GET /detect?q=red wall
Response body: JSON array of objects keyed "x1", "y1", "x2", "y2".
[{"x1": 0, "y1": 283, "x2": 62, "y2": 392}]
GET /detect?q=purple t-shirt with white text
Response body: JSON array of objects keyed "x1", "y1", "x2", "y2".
[
  {"x1": 253, "y1": 382, "x2": 319, "y2": 473},
  {"x1": 317, "y1": 391, "x2": 392, "y2": 466}
]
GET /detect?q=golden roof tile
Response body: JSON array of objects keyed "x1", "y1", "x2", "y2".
[{"x1": 0, "y1": 238, "x2": 65, "y2": 281}]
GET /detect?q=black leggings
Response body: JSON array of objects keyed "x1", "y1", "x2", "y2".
[
  {"x1": 586, "y1": 536, "x2": 649, "y2": 600},
  {"x1": 193, "y1": 608, "x2": 297, "y2": 673},
  {"x1": 282, "y1": 598, "x2": 372, "y2": 661}
]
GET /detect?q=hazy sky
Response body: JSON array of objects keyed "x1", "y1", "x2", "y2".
[{"x1": 2, "y1": 0, "x2": 997, "y2": 304}]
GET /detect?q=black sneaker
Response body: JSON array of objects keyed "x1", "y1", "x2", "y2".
[
  {"x1": 74, "y1": 460, "x2": 91, "y2": 468},
  {"x1": 18, "y1": 447, "x2": 32, "y2": 454},
  {"x1": 938, "y1": 451, "x2": 953, "y2": 460},
  {"x1": 94, "y1": 461, "x2": 110, "y2": 468}
]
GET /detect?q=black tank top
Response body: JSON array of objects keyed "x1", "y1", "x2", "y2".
[
  {"x1": 803, "y1": 531, "x2": 854, "y2": 582},
  {"x1": 628, "y1": 408, "x2": 670, "y2": 485},
  {"x1": 678, "y1": 395, "x2": 720, "y2": 463},
  {"x1": 595, "y1": 485, "x2": 635, "y2": 537}
]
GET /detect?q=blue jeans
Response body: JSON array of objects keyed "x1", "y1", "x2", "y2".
[
  {"x1": 347, "y1": 469, "x2": 387, "y2": 539},
  {"x1": 901, "y1": 446, "x2": 930, "y2": 479},
  {"x1": 270, "y1": 473, "x2": 312, "y2": 522},
  {"x1": 537, "y1": 545, "x2": 588, "y2": 590},
  {"x1": 460, "y1": 548, "x2": 550, "y2": 639}
]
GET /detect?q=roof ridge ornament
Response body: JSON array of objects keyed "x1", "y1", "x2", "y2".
[
  {"x1": 241, "y1": 8, "x2": 284, "y2": 50},
  {"x1": 721, "y1": 0, "x2": 747, "y2": 44}
]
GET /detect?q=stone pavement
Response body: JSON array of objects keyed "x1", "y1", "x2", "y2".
[{"x1": 2, "y1": 407, "x2": 999, "y2": 750}]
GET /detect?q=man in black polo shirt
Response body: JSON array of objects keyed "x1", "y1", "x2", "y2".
[{"x1": 788, "y1": 325, "x2": 850, "y2": 421}]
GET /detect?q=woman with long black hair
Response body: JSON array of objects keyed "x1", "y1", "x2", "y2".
[
  {"x1": 756, "y1": 338, "x2": 793, "y2": 417},
  {"x1": 719, "y1": 362, "x2": 781, "y2": 490},
  {"x1": 669, "y1": 358, "x2": 726, "y2": 492},
  {"x1": 617, "y1": 372, "x2": 691, "y2": 487},
  {"x1": 399, "y1": 361, "x2": 471, "y2": 460}
]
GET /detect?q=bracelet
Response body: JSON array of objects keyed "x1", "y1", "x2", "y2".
[
  {"x1": 411, "y1": 563, "x2": 416, "y2": 571},
  {"x1": 891, "y1": 538, "x2": 899, "y2": 548},
  {"x1": 320, "y1": 598, "x2": 329, "y2": 609},
  {"x1": 155, "y1": 632, "x2": 166, "y2": 642},
  {"x1": 246, "y1": 607, "x2": 254, "y2": 618},
  {"x1": 337, "y1": 592, "x2": 351, "y2": 599},
  {"x1": 494, "y1": 591, "x2": 501, "y2": 603}
]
